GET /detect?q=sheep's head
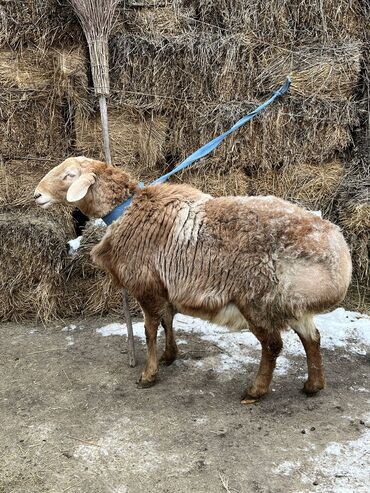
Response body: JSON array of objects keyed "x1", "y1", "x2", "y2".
[{"x1": 34, "y1": 156, "x2": 97, "y2": 209}]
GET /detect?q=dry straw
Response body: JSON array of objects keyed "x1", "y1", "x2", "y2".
[
  {"x1": 0, "y1": 212, "x2": 72, "y2": 322},
  {"x1": 75, "y1": 106, "x2": 168, "y2": 171},
  {"x1": 0, "y1": 0, "x2": 368, "y2": 315}
]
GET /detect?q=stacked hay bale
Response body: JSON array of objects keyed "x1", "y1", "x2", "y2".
[
  {"x1": 0, "y1": 0, "x2": 369, "y2": 321},
  {"x1": 0, "y1": 1, "x2": 90, "y2": 321}
]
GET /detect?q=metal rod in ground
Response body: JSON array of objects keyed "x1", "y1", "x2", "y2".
[
  {"x1": 98, "y1": 94, "x2": 136, "y2": 367},
  {"x1": 99, "y1": 95, "x2": 112, "y2": 165},
  {"x1": 123, "y1": 289, "x2": 136, "y2": 367}
]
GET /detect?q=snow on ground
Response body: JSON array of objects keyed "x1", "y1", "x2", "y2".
[
  {"x1": 96, "y1": 322, "x2": 146, "y2": 340},
  {"x1": 300, "y1": 426, "x2": 370, "y2": 492},
  {"x1": 94, "y1": 308, "x2": 370, "y2": 376},
  {"x1": 272, "y1": 424, "x2": 370, "y2": 493},
  {"x1": 65, "y1": 335, "x2": 74, "y2": 346}
]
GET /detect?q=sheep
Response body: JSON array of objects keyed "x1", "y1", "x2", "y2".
[{"x1": 35, "y1": 156, "x2": 352, "y2": 401}]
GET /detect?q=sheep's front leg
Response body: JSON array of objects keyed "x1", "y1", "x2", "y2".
[
  {"x1": 159, "y1": 305, "x2": 178, "y2": 366},
  {"x1": 242, "y1": 328, "x2": 282, "y2": 402},
  {"x1": 138, "y1": 310, "x2": 160, "y2": 388}
]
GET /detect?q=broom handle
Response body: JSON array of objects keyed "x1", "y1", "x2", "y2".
[
  {"x1": 123, "y1": 288, "x2": 136, "y2": 368},
  {"x1": 99, "y1": 94, "x2": 137, "y2": 367},
  {"x1": 99, "y1": 95, "x2": 112, "y2": 165}
]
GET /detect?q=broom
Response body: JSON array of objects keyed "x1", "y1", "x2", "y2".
[{"x1": 70, "y1": 0, "x2": 137, "y2": 367}]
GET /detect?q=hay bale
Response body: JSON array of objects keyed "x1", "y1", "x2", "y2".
[
  {"x1": 162, "y1": 99, "x2": 357, "y2": 171},
  {"x1": 248, "y1": 160, "x2": 344, "y2": 215},
  {"x1": 110, "y1": 34, "x2": 362, "y2": 106},
  {"x1": 0, "y1": 159, "x2": 57, "y2": 208},
  {"x1": 0, "y1": 0, "x2": 81, "y2": 49},
  {"x1": 109, "y1": 34, "x2": 257, "y2": 107},
  {"x1": 109, "y1": 33, "x2": 360, "y2": 168},
  {"x1": 0, "y1": 47, "x2": 89, "y2": 157},
  {"x1": 0, "y1": 213, "x2": 71, "y2": 322},
  {"x1": 257, "y1": 43, "x2": 362, "y2": 100},
  {"x1": 0, "y1": 47, "x2": 89, "y2": 101},
  {"x1": 118, "y1": 2, "x2": 194, "y2": 38},
  {"x1": 51, "y1": 46, "x2": 90, "y2": 105},
  {"x1": 172, "y1": 167, "x2": 251, "y2": 196},
  {"x1": 0, "y1": 92, "x2": 67, "y2": 157},
  {"x1": 337, "y1": 160, "x2": 369, "y2": 284},
  {"x1": 75, "y1": 107, "x2": 168, "y2": 171},
  {"x1": 0, "y1": 49, "x2": 51, "y2": 90},
  {"x1": 63, "y1": 222, "x2": 141, "y2": 317},
  {"x1": 193, "y1": 0, "x2": 368, "y2": 41}
]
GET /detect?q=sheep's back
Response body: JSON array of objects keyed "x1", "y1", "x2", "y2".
[{"x1": 92, "y1": 187, "x2": 350, "y2": 318}]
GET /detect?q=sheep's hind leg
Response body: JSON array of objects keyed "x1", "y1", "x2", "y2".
[
  {"x1": 137, "y1": 308, "x2": 161, "y2": 388},
  {"x1": 159, "y1": 305, "x2": 178, "y2": 366},
  {"x1": 290, "y1": 316, "x2": 325, "y2": 395},
  {"x1": 242, "y1": 326, "x2": 283, "y2": 402}
]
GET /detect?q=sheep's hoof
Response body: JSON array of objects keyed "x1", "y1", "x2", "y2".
[
  {"x1": 240, "y1": 385, "x2": 268, "y2": 404},
  {"x1": 240, "y1": 396, "x2": 258, "y2": 404},
  {"x1": 240, "y1": 391, "x2": 259, "y2": 404},
  {"x1": 302, "y1": 379, "x2": 325, "y2": 396},
  {"x1": 159, "y1": 352, "x2": 177, "y2": 366},
  {"x1": 137, "y1": 375, "x2": 157, "y2": 389}
]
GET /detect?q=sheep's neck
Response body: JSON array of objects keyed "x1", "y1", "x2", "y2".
[{"x1": 78, "y1": 167, "x2": 140, "y2": 218}]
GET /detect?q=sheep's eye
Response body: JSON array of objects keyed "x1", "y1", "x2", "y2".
[{"x1": 63, "y1": 173, "x2": 75, "y2": 180}]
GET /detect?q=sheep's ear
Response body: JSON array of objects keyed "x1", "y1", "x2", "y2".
[{"x1": 66, "y1": 172, "x2": 96, "y2": 202}]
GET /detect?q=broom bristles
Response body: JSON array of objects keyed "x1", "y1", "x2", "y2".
[
  {"x1": 69, "y1": 0, "x2": 119, "y2": 37},
  {"x1": 69, "y1": 0, "x2": 119, "y2": 95}
]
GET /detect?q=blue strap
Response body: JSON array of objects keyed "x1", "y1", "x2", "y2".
[
  {"x1": 151, "y1": 77, "x2": 291, "y2": 185},
  {"x1": 102, "y1": 77, "x2": 291, "y2": 225}
]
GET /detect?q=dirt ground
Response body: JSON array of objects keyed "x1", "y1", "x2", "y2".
[{"x1": 1, "y1": 315, "x2": 369, "y2": 493}]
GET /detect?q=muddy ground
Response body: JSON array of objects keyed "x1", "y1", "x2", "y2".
[{"x1": 1, "y1": 316, "x2": 369, "y2": 493}]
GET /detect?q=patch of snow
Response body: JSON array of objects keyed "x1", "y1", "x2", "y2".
[
  {"x1": 301, "y1": 427, "x2": 370, "y2": 492},
  {"x1": 315, "y1": 308, "x2": 370, "y2": 355},
  {"x1": 325, "y1": 443, "x2": 342, "y2": 456},
  {"x1": 176, "y1": 339, "x2": 188, "y2": 345},
  {"x1": 62, "y1": 324, "x2": 77, "y2": 332},
  {"x1": 95, "y1": 307, "x2": 370, "y2": 376},
  {"x1": 273, "y1": 460, "x2": 301, "y2": 476},
  {"x1": 96, "y1": 322, "x2": 146, "y2": 340},
  {"x1": 66, "y1": 335, "x2": 74, "y2": 346},
  {"x1": 74, "y1": 418, "x2": 191, "y2": 478},
  {"x1": 68, "y1": 236, "x2": 82, "y2": 255}
]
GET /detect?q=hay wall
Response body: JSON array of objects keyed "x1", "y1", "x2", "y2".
[{"x1": 0, "y1": 0, "x2": 369, "y2": 320}]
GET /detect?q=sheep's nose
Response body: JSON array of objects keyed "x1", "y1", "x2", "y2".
[{"x1": 34, "y1": 192, "x2": 42, "y2": 199}]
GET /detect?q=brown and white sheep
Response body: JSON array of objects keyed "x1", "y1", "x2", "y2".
[{"x1": 35, "y1": 156, "x2": 352, "y2": 401}]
